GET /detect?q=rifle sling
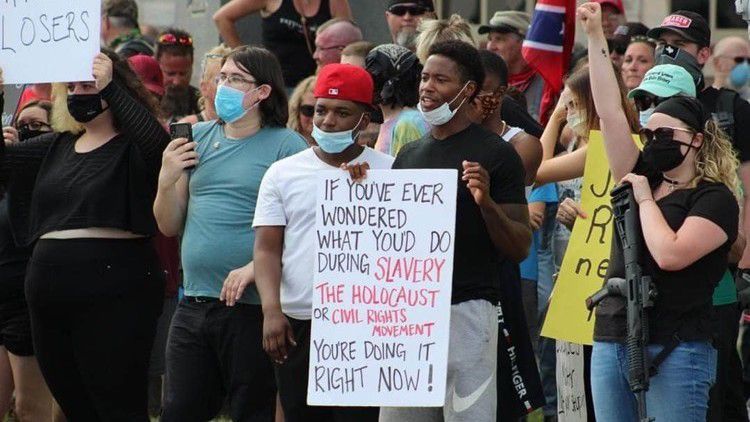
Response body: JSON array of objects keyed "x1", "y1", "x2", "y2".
[{"x1": 648, "y1": 333, "x2": 681, "y2": 376}]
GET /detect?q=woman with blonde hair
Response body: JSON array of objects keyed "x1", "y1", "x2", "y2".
[
  {"x1": 581, "y1": 3, "x2": 740, "y2": 420},
  {"x1": 286, "y1": 75, "x2": 317, "y2": 145},
  {"x1": 414, "y1": 14, "x2": 474, "y2": 64},
  {"x1": 180, "y1": 45, "x2": 233, "y2": 124}
]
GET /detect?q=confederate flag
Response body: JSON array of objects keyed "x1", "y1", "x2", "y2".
[{"x1": 521, "y1": 0, "x2": 576, "y2": 125}]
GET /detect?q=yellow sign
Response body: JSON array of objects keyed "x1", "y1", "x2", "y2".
[{"x1": 541, "y1": 130, "x2": 640, "y2": 345}]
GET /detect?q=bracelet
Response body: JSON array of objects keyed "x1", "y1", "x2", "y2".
[{"x1": 638, "y1": 198, "x2": 655, "y2": 205}]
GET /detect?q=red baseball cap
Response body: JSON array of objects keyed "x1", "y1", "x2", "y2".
[
  {"x1": 314, "y1": 64, "x2": 374, "y2": 107},
  {"x1": 595, "y1": 0, "x2": 624, "y2": 14},
  {"x1": 128, "y1": 54, "x2": 165, "y2": 97}
]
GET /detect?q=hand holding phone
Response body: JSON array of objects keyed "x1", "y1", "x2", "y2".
[{"x1": 169, "y1": 122, "x2": 195, "y2": 170}]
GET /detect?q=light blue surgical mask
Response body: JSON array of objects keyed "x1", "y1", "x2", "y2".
[
  {"x1": 214, "y1": 84, "x2": 260, "y2": 123},
  {"x1": 639, "y1": 107, "x2": 655, "y2": 128},
  {"x1": 312, "y1": 114, "x2": 364, "y2": 153},
  {"x1": 730, "y1": 62, "x2": 750, "y2": 88}
]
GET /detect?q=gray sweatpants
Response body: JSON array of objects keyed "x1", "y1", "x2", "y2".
[{"x1": 379, "y1": 299, "x2": 498, "y2": 422}]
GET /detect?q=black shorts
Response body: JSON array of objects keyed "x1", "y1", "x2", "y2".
[{"x1": 0, "y1": 279, "x2": 34, "y2": 357}]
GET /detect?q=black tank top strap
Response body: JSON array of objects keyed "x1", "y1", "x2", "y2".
[{"x1": 261, "y1": 0, "x2": 331, "y2": 88}]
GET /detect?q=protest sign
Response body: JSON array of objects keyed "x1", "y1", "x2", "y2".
[
  {"x1": 308, "y1": 169, "x2": 457, "y2": 407},
  {"x1": 541, "y1": 131, "x2": 641, "y2": 345},
  {"x1": 556, "y1": 341, "x2": 587, "y2": 422},
  {"x1": 0, "y1": 0, "x2": 101, "y2": 84}
]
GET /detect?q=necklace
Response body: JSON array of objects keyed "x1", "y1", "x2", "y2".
[{"x1": 662, "y1": 176, "x2": 684, "y2": 193}]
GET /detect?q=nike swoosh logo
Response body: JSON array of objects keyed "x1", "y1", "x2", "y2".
[{"x1": 451, "y1": 375, "x2": 494, "y2": 413}]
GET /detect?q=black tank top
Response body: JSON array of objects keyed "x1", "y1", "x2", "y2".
[{"x1": 262, "y1": 0, "x2": 331, "y2": 88}]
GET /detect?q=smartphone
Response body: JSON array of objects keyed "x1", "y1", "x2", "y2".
[
  {"x1": 169, "y1": 122, "x2": 195, "y2": 169},
  {"x1": 169, "y1": 122, "x2": 193, "y2": 142}
]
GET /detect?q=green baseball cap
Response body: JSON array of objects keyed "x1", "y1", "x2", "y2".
[{"x1": 627, "y1": 64, "x2": 696, "y2": 99}]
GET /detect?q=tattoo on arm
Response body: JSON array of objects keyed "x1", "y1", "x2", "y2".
[{"x1": 601, "y1": 48, "x2": 608, "y2": 57}]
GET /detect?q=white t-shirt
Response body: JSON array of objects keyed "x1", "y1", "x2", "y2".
[{"x1": 253, "y1": 147, "x2": 395, "y2": 319}]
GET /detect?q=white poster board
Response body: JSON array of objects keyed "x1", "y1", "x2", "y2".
[
  {"x1": 556, "y1": 340, "x2": 588, "y2": 421},
  {"x1": 308, "y1": 169, "x2": 457, "y2": 407},
  {"x1": 0, "y1": 0, "x2": 101, "y2": 84}
]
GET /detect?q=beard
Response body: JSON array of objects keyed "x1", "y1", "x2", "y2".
[
  {"x1": 395, "y1": 29, "x2": 418, "y2": 51},
  {"x1": 161, "y1": 84, "x2": 200, "y2": 120}
]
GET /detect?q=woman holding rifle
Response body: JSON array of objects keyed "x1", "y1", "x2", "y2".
[{"x1": 580, "y1": 3, "x2": 740, "y2": 421}]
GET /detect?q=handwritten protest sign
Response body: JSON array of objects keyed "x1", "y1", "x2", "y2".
[
  {"x1": 541, "y1": 131, "x2": 641, "y2": 345},
  {"x1": 1, "y1": 0, "x2": 101, "y2": 84},
  {"x1": 556, "y1": 341, "x2": 587, "y2": 421},
  {"x1": 308, "y1": 169, "x2": 457, "y2": 407}
]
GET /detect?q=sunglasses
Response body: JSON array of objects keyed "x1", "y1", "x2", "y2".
[
  {"x1": 299, "y1": 105, "x2": 315, "y2": 117},
  {"x1": 388, "y1": 4, "x2": 427, "y2": 16},
  {"x1": 633, "y1": 94, "x2": 666, "y2": 112},
  {"x1": 638, "y1": 127, "x2": 695, "y2": 145},
  {"x1": 158, "y1": 33, "x2": 193, "y2": 46},
  {"x1": 733, "y1": 56, "x2": 750, "y2": 64}
]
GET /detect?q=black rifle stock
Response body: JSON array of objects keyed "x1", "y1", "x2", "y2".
[{"x1": 585, "y1": 183, "x2": 655, "y2": 422}]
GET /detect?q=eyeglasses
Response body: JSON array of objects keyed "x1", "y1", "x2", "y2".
[
  {"x1": 633, "y1": 94, "x2": 666, "y2": 112},
  {"x1": 16, "y1": 121, "x2": 51, "y2": 131},
  {"x1": 638, "y1": 126, "x2": 695, "y2": 145},
  {"x1": 158, "y1": 33, "x2": 193, "y2": 46},
  {"x1": 388, "y1": 4, "x2": 427, "y2": 16},
  {"x1": 299, "y1": 105, "x2": 315, "y2": 117},
  {"x1": 215, "y1": 74, "x2": 257, "y2": 89}
]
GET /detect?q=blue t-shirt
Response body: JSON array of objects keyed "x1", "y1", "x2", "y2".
[
  {"x1": 520, "y1": 184, "x2": 558, "y2": 281},
  {"x1": 181, "y1": 122, "x2": 307, "y2": 303}
]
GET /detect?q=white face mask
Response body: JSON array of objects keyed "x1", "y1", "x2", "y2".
[
  {"x1": 417, "y1": 82, "x2": 471, "y2": 126},
  {"x1": 639, "y1": 107, "x2": 655, "y2": 128},
  {"x1": 567, "y1": 111, "x2": 588, "y2": 137}
]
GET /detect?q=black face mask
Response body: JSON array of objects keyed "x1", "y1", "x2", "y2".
[
  {"x1": 17, "y1": 127, "x2": 48, "y2": 142},
  {"x1": 641, "y1": 131, "x2": 695, "y2": 172},
  {"x1": 67, "y1": 94, "x2": 108, "y2": 123},
  {"x1": 655, "y1": 44, "x2": 704, "y2": 90}
]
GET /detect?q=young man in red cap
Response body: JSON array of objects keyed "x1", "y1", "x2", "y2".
[{"x1": 253, "y1": 63, "x2": 393, "y2": 422}]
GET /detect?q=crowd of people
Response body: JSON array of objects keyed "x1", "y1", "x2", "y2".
[{"x1": 2, "y1": 0, "x2": 750, "y2": 421}]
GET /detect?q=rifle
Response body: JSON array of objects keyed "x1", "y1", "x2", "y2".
[{"x1": 585, "y1": 183, "x2": 656, "y2": 422}]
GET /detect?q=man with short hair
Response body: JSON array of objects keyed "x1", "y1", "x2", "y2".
[
  {"x1": 711, "y1": 36, "x2": 750, "y2": 97},
  {"x1": 155, "y1": 28, "x2": 201, "y2": 122},
  {"x1": 384, "y1": 0, "x2": 436, "y2": 50},
  {"x1": 340, "y1": 41, "x2": 375, "y2": 68},
  {"x1": 648, "y1": 11, "x2": 750, "y2": 421},
  {"x1": 379, "y1": 39, "x2": 530, "y2": 422},
  {"x1": 101, "y1": 0, "x2": 154, "y2": 58},
  {"x1": 313, "y1": 19, "x2": 363, "y2": 68},
  {"x1": 480, "y1": 11, "x2": 544, "y2": 121},
  {"x1": 254, "y1": 62, "x2": 391, "y2": 422}
]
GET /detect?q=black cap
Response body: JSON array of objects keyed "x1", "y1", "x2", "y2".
[
  {"x1": 653, "y1": 96, "x2": 707, "y2": 133},
  {"x1": 387, "y1": 0, "x2": 434, "y2": 12},
  {"x1": 647, "y1": 11, "x2": 710, "y2": 47}
]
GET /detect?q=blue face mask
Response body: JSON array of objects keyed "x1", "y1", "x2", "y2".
[
  {"x1": 312, "y1": 114, "x2": 364, "y2": 153},
  {"x1": 730, "y1": 62, "x2": 750, "y2": 88},
  {"x1": 639, "y1": 107, "x2": 655, "y2": 128},
  {"x1": 214, "y1": 85, "x2": 260, "y2": 123}
]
